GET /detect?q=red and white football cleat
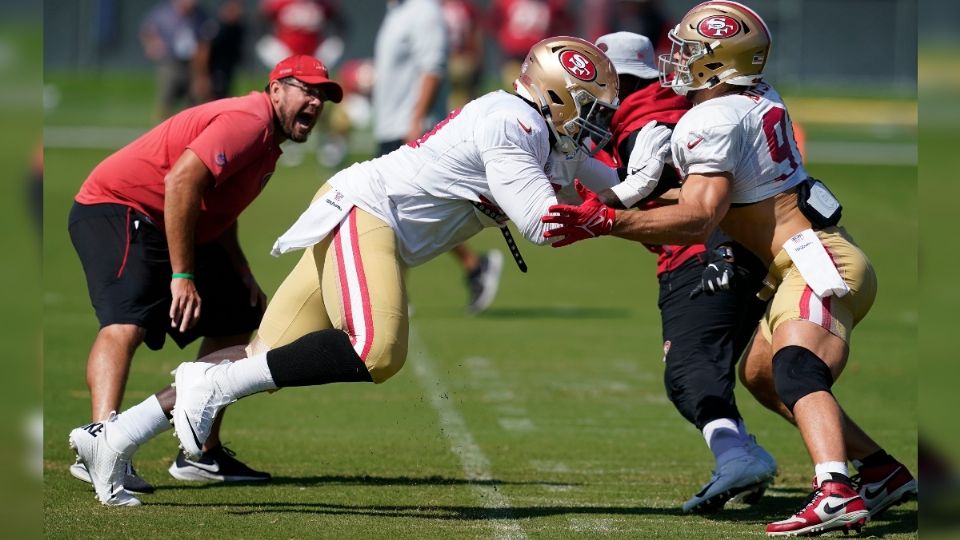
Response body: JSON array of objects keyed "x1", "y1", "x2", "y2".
[
  {"x1": 853, "y1": 461, "x2": 917, "y2": 518},
  {"x1": 766, "y1": 481, "x2": 868, "y2": 537}
]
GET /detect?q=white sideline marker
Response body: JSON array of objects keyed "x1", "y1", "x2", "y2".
[{"x1": 408, "y1": 327, "x2": 527, "y2": 540}]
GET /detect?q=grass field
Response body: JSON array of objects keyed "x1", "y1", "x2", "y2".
[{"x1": 43, "y1": 74, "x2": 917, "y2": 538}]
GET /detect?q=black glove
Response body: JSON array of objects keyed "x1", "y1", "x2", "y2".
[{"x1": 690, "y1": 246, "x2": 737, "y2": 299}]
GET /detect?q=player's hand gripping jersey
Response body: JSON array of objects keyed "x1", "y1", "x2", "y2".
[{"x1": 671, "y1": 82, "x2": 807, "y2": 203}]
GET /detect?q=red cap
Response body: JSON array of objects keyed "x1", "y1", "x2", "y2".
[{"x1": 269, "y1": 55, "x2": 343, "y2": 103}]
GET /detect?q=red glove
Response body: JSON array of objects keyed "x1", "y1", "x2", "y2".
[{"x1": 541, "y1": 180, "x2": 616, "y2": 248}]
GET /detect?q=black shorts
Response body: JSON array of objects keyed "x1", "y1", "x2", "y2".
[
  {"x1": 68, "y1": 202, "x2": 264, "y2": 350},
  {"x1": 657, "y1": 244, "x2": 769, "y2": 428}
]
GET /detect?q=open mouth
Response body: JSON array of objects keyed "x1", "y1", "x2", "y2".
[{"x1": 294, "y1": 111, "x2": 315, "y2": 130}]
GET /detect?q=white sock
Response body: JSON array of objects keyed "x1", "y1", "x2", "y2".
[
  {"x1": 703, "y1": 418, "x2": 747, "y2": 463},
  {"x1": 815, "y1": 461, "x2": 849, "y2": 486},
  {"x1": 218, "y1": 353, "x2": 277, "y2": 398},
  {"x1": 109, "y1": 395, "x2": 169, "y2": 452}
]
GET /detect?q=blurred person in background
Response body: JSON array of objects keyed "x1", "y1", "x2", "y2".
[
  {"x1": 69, "y1": 36, "x2": 628, "y2": 507},
  {"x1": 208, "y1": 0, "x2": 247, "y2": 100},
  {"x1": 592, "y1": 31, "x2": 776, "y2": 514},
  {"x1": 374, "y1": 0, "x2": 503, "y2": 313},
  {"x1": 442, "y1": 0, "x2": 484, "y2": 109},
  {"x1": 257, "y1": 0, "x2": 347, "y2": 71},
  {"x1": 322, "y1": 58, "x2": 376, "y2": 168},
  {"x1": 544, "y1": 2, "x2": 917, "y2": 535},
  {"x1": 67, "y1": 55, "x2": 343, "y2": 502},
  {"x1": 488, "y1": 0, "x2": 572, "y2": 90},
  {"x1": 139, "y1": 0, "x2": 218, "y2": 120},
  {"x1": 583, "y1": 0, "x2": 670, "y2": 51}
]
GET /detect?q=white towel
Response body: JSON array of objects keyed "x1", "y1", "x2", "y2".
[
  {"x1": 270, "y1": 188, "x2": 355, "y2": 256},
  {"x1": 782, "y1": 229, "x2": 850, "y2": 298}
]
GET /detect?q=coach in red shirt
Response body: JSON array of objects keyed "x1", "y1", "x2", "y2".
[{"x1": 68, "y1": 54, "x2": 342, "y2": 490}]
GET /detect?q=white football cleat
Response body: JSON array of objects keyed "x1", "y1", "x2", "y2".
[
  {"x1": 172, "y1": 361, "x2": 236, "y2": 460},
  {"x1": 68, "y1": 417, "x2": 141, "y2": 507},
  {"x1": 683, "y1": 446, "x2": 777, "y2": 513}
]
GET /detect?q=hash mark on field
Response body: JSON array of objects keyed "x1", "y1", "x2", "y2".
[
  {"x1": 498, "y1": 418, "x2": 535, "y2": 432},
  {"x1": 409, "y1": 328, "x2": 527, "y2": 539}
]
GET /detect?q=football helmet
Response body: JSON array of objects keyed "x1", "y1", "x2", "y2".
[
  {"x1": 659, "y1": 1, "x2": 771, "y2": 96},
  {"x1": 515, "y1": 36, "x2": 619, "y2": 156}
]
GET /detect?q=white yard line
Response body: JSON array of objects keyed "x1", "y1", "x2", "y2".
[{"x1": 408, "y1": 327, "x2": 527, "y2": 540}]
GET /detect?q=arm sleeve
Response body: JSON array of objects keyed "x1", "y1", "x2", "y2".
[
  {"x1": 186, "y1": 111, "x2": 269, "y2": 186},
  {"x1": 574, "y1": 156, "x2": 620, "y2": 192},
  {"x1": 478, "y1": 113, "x2": 557, "y2": 246}
]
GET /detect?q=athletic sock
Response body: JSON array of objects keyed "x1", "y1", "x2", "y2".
[
  {"x1": 217, "y1": 354, "x2": 277, "y2": 398},
  {"x1": 109, "y1": 395, "x2": 169, "y2": 452},
  {"x1": 703, "y1": 418, "x2": 748, "y2": 463},
  {"x1": 815, "y1": 461, "x2": 849, "y2": 487}
]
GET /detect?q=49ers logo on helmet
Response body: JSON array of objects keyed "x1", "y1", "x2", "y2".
[
  {"x1": 559, "y1": 50, "x2": 597, "y2": 81},
  {"x1": 697, "y1": 15, "x2": 741, "y2": 38}
]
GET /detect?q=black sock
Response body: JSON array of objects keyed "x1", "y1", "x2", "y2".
[
  {"x1": 266, "y1": 330, "x2": 373, "y2": 387},
  {"x1": 858, "y1": 449, "x2": 895, "y2": 468}
]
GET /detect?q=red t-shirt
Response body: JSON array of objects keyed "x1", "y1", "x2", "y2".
[
  {"x1": 76, "y1": 92, "x2": 282, "y2": 244},
  {"x1": 597, "y1": 83, "x2": 705, "y2": 276},
  {"x1": 489, "y1": 0, "x2": 571, "y2": 58},
  {"x1": 262, "y1": 0, "x2": 339, "y2": 55}
]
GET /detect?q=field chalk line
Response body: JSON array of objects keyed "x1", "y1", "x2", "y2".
[{"x1": 408, "y1": 326, "x2": 527, "y2": 540}]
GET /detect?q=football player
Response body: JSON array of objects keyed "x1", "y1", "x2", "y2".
[
  {"x1": 591, "y1": 30, "x2": 777, "y2": 515},
  {"x1": 543, "y1": 2, "x2": 917, "y2": 536},
  {"x1": 67, "y1": 36, "x2": 626, "y2": 507}
]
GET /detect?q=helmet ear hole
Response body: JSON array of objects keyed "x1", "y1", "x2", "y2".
[
  {"x1": 547, "y1": 90, "x2": 565, "y2": 105},
  {"x1": 704, "y1": 62, "x2": 723, "y2": 70}
]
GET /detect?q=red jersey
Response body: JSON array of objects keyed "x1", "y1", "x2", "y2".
[
  {"x1": 489, "y1": 0, "x2": 571, "y2": 58},
  {"x1": 596, "y1": 83, "x2": 705, "y2": 276},
  {"x1": 261, "y1": 0, "x2": 339, "y2": 55},
  {"x1": 76, "y1": 92, "x2": 282, "y2": 244}
]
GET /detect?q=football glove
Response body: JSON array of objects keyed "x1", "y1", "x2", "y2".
[
  {"x1": 610, "y1": 120, "x2": 672, "y2": 207},
  {"x1": 542, "y1": 180, "x2": 615, "y2": 248},
  {"x1": 689, "y1": 245, "x2": 737, "y2": 299}
]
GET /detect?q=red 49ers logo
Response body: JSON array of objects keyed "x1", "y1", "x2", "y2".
[
  {"x1": 559, "y1": 50, "x2": 597, "y2": 81},
  {"x1": 697, "y1": 15, "x2": 741, "y2": 38}
]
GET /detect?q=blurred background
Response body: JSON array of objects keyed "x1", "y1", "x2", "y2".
[{"x1": 28, "y1": 0, "x2": 950, "y2": 537}]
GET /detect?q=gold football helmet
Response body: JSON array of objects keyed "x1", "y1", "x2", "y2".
[
  {"x1": 515, "y1": 36, "x2": 619, "y2": 156},
  {"x1": 659, "y1": 1, "x2": 771, "y2": 95}
]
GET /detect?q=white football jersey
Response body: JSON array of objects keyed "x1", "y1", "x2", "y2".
[
  {"x1": 329, "y1": 90, "x2": 563, "y2": 267},
  {"x1": 671, "y1": 82, "x2": 807, "y2": 204}
]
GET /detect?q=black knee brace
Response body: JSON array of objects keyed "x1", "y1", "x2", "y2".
[
  {"x1": 266, "y1": 329, "x2": 373, "y2": 388},
  {"x1": 772, "y1": 345, "x2": 833, "y2": 412}
]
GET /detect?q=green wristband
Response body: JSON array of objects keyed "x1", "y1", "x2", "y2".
[{"x1": 172, "y1": 272, "x2": 195, "y2": 280}]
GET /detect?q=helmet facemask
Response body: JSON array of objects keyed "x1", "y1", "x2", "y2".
[
  {"x1": 658, "y1": 32, "x2": 710, "y2": 96},
  {"x1": 557, "y1": 89, "x2": 617, "y2": 156}
]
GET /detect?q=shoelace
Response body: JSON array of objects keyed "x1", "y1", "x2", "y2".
[
  {"x1": 850, "y1": 473, "x2": 861, "y2": 490},
  {"x1": 792, "y1": 487, "x2": 824, "y2": 516}
]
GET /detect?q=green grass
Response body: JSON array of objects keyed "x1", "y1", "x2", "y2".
[{"x1": 43, "y1": 76, "x2": 917, "y2": 538}]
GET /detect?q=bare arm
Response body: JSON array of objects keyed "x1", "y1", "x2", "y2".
[
  {"x1": 611, "y1": 173, "x2": 733, "y2": 245},
  {"x1": 165, "y1": 149, "x2": 214, "y2": 331},
  {"x1": 405, "y1": 72, "x2": 443, "y2": 142}
]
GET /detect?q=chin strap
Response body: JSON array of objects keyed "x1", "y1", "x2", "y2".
[{"x1": 471, "y1": 202, "x2": 528, "y2": 273}]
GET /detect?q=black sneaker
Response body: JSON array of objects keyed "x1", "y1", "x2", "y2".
[
  {"x1": 168, "y1": 446, "x2": 271, "y2": 482},
  {"x1": 466, "y1": 250, "x2": 504, "y2": 314},
  {"x1": 69, "y1": 457, "x2": 156, "y2": 495}
]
